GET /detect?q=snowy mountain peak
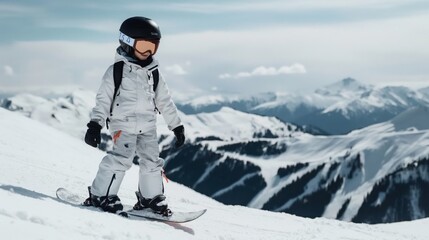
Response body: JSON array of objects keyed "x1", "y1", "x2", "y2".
[
  {"x1": 342, "y1": 77, "x2": 357, "y2": 85},
  {"x1": 315, "y1": 78, "x2": 372, "y2": 98},
  {"x1": 336, "y1": 78, "x2": 366, "y2": 89}
]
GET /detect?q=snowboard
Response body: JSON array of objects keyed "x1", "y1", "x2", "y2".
[{"x1": 56, "y1": 188, "x2": 206, "y2": 223}]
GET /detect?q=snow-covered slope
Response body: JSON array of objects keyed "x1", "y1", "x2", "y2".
[
  {"x1": 180, "y1": 92, "x2": 276, "y2": 111},
  {"x1": 1, "y1": 105, "x2": 429, "y2": 239},
  {"x1": 418, "y1": 86, "x2": 429, "y2": 97},
  {"x1": 350, "y1": 106, "x2": 429, "y2": 134},
  {"x1": 0, "y1": 89, "x2": 95, "y2": 139},
  {"x1": 177, "y1": 107, "x2": 304, "y2": 141},
  {"x1": 0, "y1": 89, "x2": 114, "y2": 150},
  {"x1": 390, "y1": 106, "x2": 429, "y2": 131}
]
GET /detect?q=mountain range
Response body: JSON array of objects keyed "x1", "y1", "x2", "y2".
[
  {"x1": 177, "y1": 78, "x2": 429, "y2": 134},
  {"x1": 1, "y1": 78, "x2": 429, "y2": 224},
  {"x1": 1, "y1": 107, "x2": 428, "y2": 240},
  {"x1": 157, "y1": 106, "x2": 429, "y2": 223}
]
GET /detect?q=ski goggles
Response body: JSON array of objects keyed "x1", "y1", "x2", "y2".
[
  {"x1": 135, "y1": 39, "x2": 159, "y2": 55},
  {"x1": 119, "y1": 31, "x2": 159, "y2": 55}
]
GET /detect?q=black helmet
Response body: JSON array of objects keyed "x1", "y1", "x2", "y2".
[{"x1": 119, "y1": 16, "x2": 161, "y2": 56}]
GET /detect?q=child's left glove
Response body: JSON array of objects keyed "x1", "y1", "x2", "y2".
[{"x1": 173, "y1": 125, "x2": 185, "y2": 148}]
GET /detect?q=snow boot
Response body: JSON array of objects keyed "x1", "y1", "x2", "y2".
[
  {"x1": 133, "y1": 191, "x2": 172, "y2": 217},
  {"x1": 83, "y1": 187, "x2": 123, "y2": 213}
]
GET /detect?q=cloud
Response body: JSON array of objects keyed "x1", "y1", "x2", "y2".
[
  {"x1": 0, "y1": 40, "x2": 203, "y2": 98},
  {"x1": 3, "y1": 65, "x2": 14, "y2": 76},
  {"x1": 219, "y1": 64, "x2": 306, "y2": 79},
  {"x1": 40, "y1": 19, "x2": 119, "y2": 33},
  {"x1": 1, "y1": 10, "x2": 429, "y2": 99},
  {"x1": 0, "y1": 41, "x2": 115, "y2": 92},
  {"x1": 149, "y1": 0, "x2": 427, "y2": 13},
  {"x1": 157, "y1": 12, "x2": 429, "y2": 94},
  {"x1": 164, "y1": 64, "x2": 188, "y2": 75},
  {"x1": 0, "y1": 3, "x2": 42, "y2": 15}
]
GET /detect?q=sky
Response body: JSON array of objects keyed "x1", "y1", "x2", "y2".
[{"x1": 1, "y1": 0, "x2": 429, "y2": 100}]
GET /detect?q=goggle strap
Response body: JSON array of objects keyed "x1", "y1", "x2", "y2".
[{"x1": 119, "y1": 31, "x2": 135, "y2": 48}]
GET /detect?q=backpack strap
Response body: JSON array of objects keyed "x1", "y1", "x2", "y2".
[
  {"x1": 106, "y1": 61, "x2": 124, "y2": 129},
  {"x1": 148, "y1": 66, "x2": 160, "y2": 113},
  {"x1": 152, "y1": 68, "x2": 159, "y2": 92},
  {"x1": 148, "y1": 65, "x2": 160, "y2": 92}
]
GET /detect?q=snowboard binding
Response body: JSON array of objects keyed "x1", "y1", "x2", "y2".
[
  {"x1": 83, "y1": 187, "x2": 123, "y2": 213},
  {"x1": 133, "y1": 191, "x2": 172, "y2": 217}
]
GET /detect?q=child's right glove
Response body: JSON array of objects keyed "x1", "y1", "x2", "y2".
[
  {"x1": 173, "y1": 125, "x2": 185, "y2": 148},
  {"x1": 84, "y1": 121, "x2": 102, "y2": 148}
]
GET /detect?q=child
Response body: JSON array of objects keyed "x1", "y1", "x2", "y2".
[{"x1": 83, "y1": 16, "x2": 185, "y2": 216}]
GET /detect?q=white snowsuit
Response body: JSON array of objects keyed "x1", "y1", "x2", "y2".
[{"x1": 89, "y1": 52, "x2": 182, "y2": 199}]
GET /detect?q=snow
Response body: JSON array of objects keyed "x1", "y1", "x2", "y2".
[
  {"x1": 252, "y1": 92, "x2": 338, "y2": 112},
  {"x1": 1, "y1": 89, "x2": 96, "y2": 140},
  {"x1": 2, "y1": 93, "x2": 48, "y2": 115},
  {"x1": 181, "y1": 92, "x2": 277, "y2": 109},
  {"x1": 1, "y1": 105, "x2": 429, "y2": 239},
  {"x1": 162, "y1": 107, "x2": 302, "y2": 141},
  {"x1": 231, "y1": 79, "x2": 429, "y2": 121},
  {"x1": 4, "y1": 90, "x2": 429, "y2": 224},
  {"x1": 250, "y1": 78, "x2": 371, "y2": 113},
  {"x1": 315, "y1": 77, "x2": 372, "y2": 98},
  {"x1": 419, "y1": 86, "x2": 429, "y2": 97},
  {"x1": 390, "y1": 106, "x2": 429, "y2": 131},
  {"x1": 185, "y1": 94, "x2": 228, "y2": 107},
  {"x1": 185, "y1": 107, "x2": 429, "y2": 222},
  {"x1": 322, "y1": 85, "x2": 429, "y2": 116}
]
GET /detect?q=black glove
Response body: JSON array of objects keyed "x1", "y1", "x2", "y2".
[
  {"x1": 84, "y1": 121, "x2": 102, "y2": 148},
  {"x1": 173, "y1": 125, "x2": 185, "y2": 148}
]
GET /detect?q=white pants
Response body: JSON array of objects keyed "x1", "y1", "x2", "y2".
[{"x1": 91, "y1": 128, "x2": 164, "y2": 199}]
